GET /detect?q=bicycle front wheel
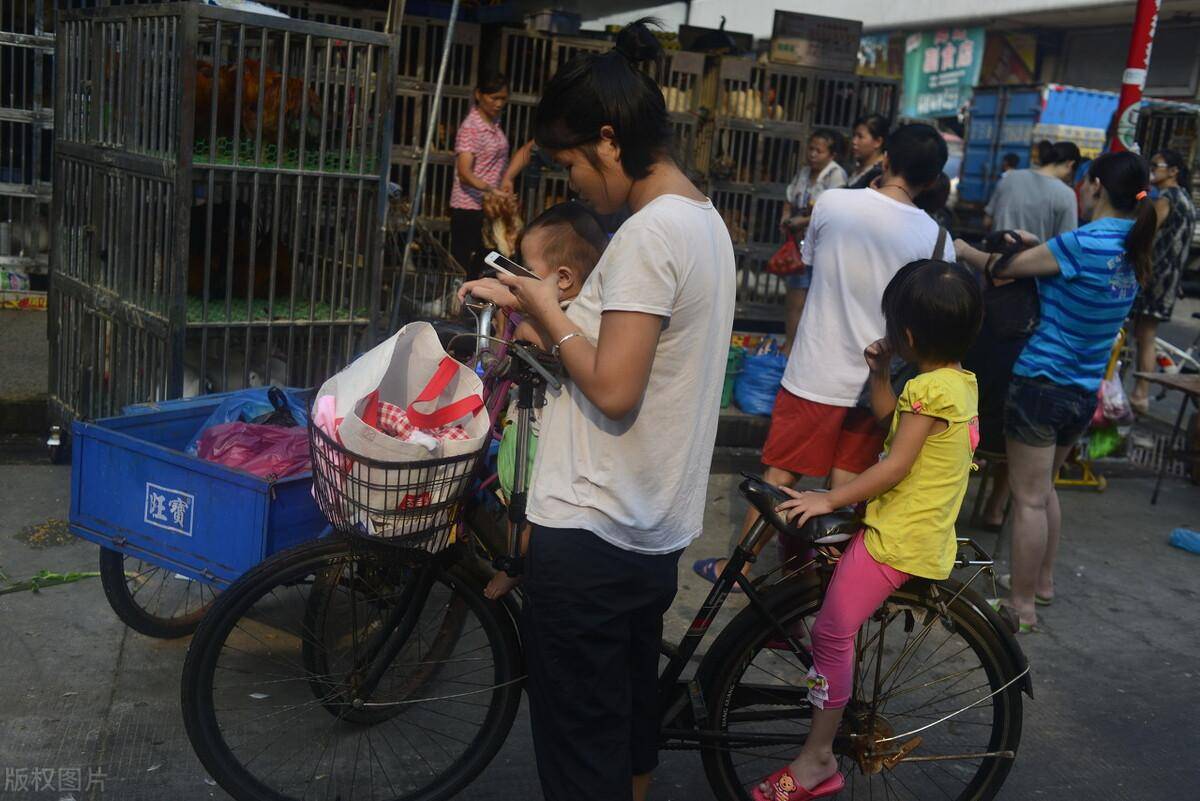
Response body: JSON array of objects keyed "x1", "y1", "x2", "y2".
[
  {"x1": 700, "y1": 577, "x2": 1023, "y2": 801},
  {"x1": 181, "y1": 536, "x2": 523, "y2": 801}
]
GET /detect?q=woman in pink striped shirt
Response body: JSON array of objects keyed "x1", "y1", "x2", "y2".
[{"x1": 451, "y1": 73, "x2": 511, "y2": 278}]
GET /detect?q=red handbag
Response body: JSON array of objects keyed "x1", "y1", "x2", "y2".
[{"x1": 766, "y1": 234, "x2": 805, "y2": 277}]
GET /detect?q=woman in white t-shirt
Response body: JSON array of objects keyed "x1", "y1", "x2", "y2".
[{"x1": 459, "y1": 21, "x2": 736, "y2": 801}]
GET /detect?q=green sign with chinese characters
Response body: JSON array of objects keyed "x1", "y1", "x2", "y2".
[{"x1": 901, "y1": 27, "x2": 986, "y2": 118}]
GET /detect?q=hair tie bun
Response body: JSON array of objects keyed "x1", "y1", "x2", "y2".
[{"x1": 1136, "y1": 190, "x2": 1148, "y2": 201}]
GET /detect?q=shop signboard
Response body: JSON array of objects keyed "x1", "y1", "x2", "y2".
[
  {"x1": 901, "y1": 27, "x2": 986, "y2": 118},
  {"x1": 770, "y1": 11, "x2": 862, "y2": 73}
]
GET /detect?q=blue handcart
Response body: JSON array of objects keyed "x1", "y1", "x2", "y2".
[{"x1": 68, "y1": 389, "x2": 329, "y2": 638}]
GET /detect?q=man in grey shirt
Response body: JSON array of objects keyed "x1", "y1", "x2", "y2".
[{"x1": 984, "y1": 141, "x2": 1081, "y2": 240}]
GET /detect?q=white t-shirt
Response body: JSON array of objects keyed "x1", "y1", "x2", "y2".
[
  {"x1": 783, "y1": 187, "x2": 955, "y2": 405},
  {"x1": 527, "y1": 195, "x2": 736, "y2": 554}
]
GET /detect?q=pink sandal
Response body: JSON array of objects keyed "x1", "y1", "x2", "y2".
[{"x1": 751, "y1": 767, "x2": 845, "y2": 801}]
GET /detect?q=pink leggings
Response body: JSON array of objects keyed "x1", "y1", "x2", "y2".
[{"x1": 807, "y1": 534, "x2": 908, "y2": 709}]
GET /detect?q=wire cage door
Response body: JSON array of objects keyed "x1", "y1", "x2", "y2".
[{"x1": 50, "y1": 3, "x2": 396, "y2": 427}]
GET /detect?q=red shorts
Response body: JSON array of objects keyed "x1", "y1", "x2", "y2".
[{"x1": 761, "y1": 388, "x2": 885, "y2": 477}]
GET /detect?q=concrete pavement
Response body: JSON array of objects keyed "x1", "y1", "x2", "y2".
[{"x1": 1, "y1": 457, "x2": 1198, "y2": 800}]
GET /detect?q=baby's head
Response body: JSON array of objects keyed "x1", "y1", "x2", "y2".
[
  {"x1": 882, "y1": 259, "x2": 982, "y2": 366},
  {"x1": 518, "y1": 202, "x2": 608, "y2": 302}
]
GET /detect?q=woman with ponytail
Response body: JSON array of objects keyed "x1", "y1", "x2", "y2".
[
  {"x1": 1129, "y1": 149, "x2": 1196, "y2": 411},
  {"x1": 955, "y1": 150, "x2": 1155, "y2": 631},
  {"x1": 460, "y1": 19, "x2": 736, "y2": 801}
]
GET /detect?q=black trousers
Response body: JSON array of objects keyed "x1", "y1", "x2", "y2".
[
  {"x1": 522, "y1": 525, "x2": 683, "y2": 801},
  {"x1": 449, "y1": 207, "x2": 484, "y2": 279}
]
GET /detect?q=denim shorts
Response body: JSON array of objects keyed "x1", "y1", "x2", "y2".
[
  {"x1": 786, "y1": 268, "x2": 812, "y2": 290},
  {"x1": 1004, "y1": 374, "x2": 1095, "y2": 448}
]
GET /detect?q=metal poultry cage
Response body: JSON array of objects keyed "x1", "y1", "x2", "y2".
[
  {"x1": 384, "y1": 201, "x2": 464, "y2": 323},
  {"x1": 49, "y1": 3, "x2": 395, "y2": 430},
  {"x1": 1, "y1": 0, "x2": 55, "y2": 296}
]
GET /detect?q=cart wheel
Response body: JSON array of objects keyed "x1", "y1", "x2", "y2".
[
  {"x1": 47, "y1": 426, "x2": 68, "y2": 465},
  {"x1": 1095, "y1": 474, "x2": 1108, "y2": 492},
  {"x1": 98, "y1": 548, "x2": 218, "y2": 639}
]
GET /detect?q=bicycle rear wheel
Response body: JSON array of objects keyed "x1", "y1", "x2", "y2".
[
  {"x1": 98, "y1": 547, "x2": 217, "y2": 639},
  {"x1": 700, "y1": 576, "x2": 1023, "y2": 801},
  {"x1": 181, "y1": 536, "x2": 523, "y2": 801}
]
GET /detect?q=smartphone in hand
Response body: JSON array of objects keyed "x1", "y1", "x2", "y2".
[{"x1": 484, "y1": 251, "x2": 540, "y2": 281}]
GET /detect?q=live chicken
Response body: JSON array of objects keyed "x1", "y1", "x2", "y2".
[{"x1": 195, "y1": 59, "x2": 322, "y2": 148}]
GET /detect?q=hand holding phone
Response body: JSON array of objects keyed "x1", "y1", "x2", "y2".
[{"x1": 484, "y1": 251, "x2": 540, "y2": 281}]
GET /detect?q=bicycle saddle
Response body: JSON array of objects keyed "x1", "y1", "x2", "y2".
[
  {"x1": 739, "y1": 474, "x2": 860, "y2": 545},
  {"x1": 800, "y1": 504, "x2": 861, "y2": 545}
]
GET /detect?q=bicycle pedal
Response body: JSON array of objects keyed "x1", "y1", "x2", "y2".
[{"x1": 882, "y1": 736, "x2": 922, "y2": 770}]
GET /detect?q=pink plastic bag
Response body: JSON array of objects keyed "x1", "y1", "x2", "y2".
[
  {"x1": 195, "y1": 422, "x2": 310, "y2": 478},
  {"x1": 1091, "y1": 375, "x2": 1133, "y2": 428}
]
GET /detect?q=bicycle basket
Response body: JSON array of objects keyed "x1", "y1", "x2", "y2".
[{"x1": 308, "y1": 423, "x2": 487, "y2": 552}]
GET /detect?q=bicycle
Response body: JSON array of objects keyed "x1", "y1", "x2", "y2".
[
  {"x1": 180, "y1": 302, "x2": 1031, "y2": 801},
  {"x1": 1119, "y1": 313, "x2": 1200, "y2": 396}
]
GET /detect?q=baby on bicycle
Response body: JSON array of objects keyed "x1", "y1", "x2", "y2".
[
  {"x1": 754, "y1": 259, "x2": 983, "y2": 801},
  {"x1": 484, "y1": 202, "x2": 609, "y2": 599}
]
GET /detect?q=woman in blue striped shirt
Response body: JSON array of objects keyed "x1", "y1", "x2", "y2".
[{"x1": 955, "y1": 151, "x2": 1156, "y2": 630}]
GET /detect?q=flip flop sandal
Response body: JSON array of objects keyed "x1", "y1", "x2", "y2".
[
  {"x1": 997, "y1": 573, "x2": 1053, "y2": 606},
  {"x1": 691, "y1": 558, "x2": 743, "y2": 593},
  {"x1": 987, "y1": 598, "x2": 1041, "y2": 634},
  {"x1": 751, "y1": 768, "x2": 845, "y2": 801}
]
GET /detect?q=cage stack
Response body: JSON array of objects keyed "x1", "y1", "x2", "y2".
[
  {"x1": 385, "y1": 15, "x2": 480, "y2": 319},
  {"x1": 49, "y1": 3, "x2": 395, "y2": 432},
  {"x1": 656, "y1": 49, "x2": 704, "y2": 176},
  {"x1": 500, "y1": 27, "x2": 607, "y2": 224},
  {"x1": 1, "y1": 0, "x2": 54, "y2": 308},
  {"x1": 856, "y1": 76, "x2": 900, "y2": 124},
  {"x1": 701, "y1": 57, "x2": 816, "y2": 318},
  {"x1": 698, "y1": 55, "x2": 900, "y2": 321}
]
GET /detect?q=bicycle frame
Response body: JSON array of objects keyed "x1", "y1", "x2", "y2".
[{"x1": 443, "y1": 301, "x2": 1031, "y2": 767}]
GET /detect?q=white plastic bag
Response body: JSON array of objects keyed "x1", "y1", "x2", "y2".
[{"x1": 312, "y1": 321, "x2": 487, "y2": 542}]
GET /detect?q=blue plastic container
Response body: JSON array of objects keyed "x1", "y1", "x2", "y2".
[
  {"x1": 1168, "y1": 528, "x2": 1200, "y2": 556},
  {"x1": 69, "y1": 389, "x2": 328, "y2": 587},
  {"x1": 960, "y1": 83, "x2": 1120, "y2": 204}
]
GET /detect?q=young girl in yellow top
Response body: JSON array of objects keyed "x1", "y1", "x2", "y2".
[{"x1": 753, "y1": 259, "x2": 983, "y2": 801}]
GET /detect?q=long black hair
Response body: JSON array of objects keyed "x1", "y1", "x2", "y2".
[
  {"x1": 854, "y1": 114, "x2": 889, "y2": 148},
  {"x1": 1156, "y1": 149, "x2": 1191, "y2": 191},
  {"x1": 1087, "y1": 150, "x2": 1157, "y2": 287},
  {"x1": 884, "y1": 124, "x2": 948, "y2": 189},
  {"x1": 533, "y1": 19, "x2": 673, "y2": 179},
  {"x1": 882, "y1": 259, "x2": 982, "y2": 364}
]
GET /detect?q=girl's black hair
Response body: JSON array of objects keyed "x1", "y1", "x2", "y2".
[
  {"x1": 1047, "y1": 141, "x2": 1081, "y2": 167},
  {"x1": 532, "y1": 19, "x2": 673, "y2": 180},
  {"x1": 884, "y1": 124, "x2": 948, "y2": 189},
  {"x1": 476, "y1": 72, "x2": 509, "y2": 95},
  {"x1": 882, "y1": 260, "x2": 982, "y2": 364},
  {"x1": 853, "y1": 114, "x2": 889, "y2": 147},
  {"x1": 1087, "y1": 151, "x2": 1156, "y2": 287},
  {"x1": 1156, "y1": 148, "x2": 1191, "y2": 190}
]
